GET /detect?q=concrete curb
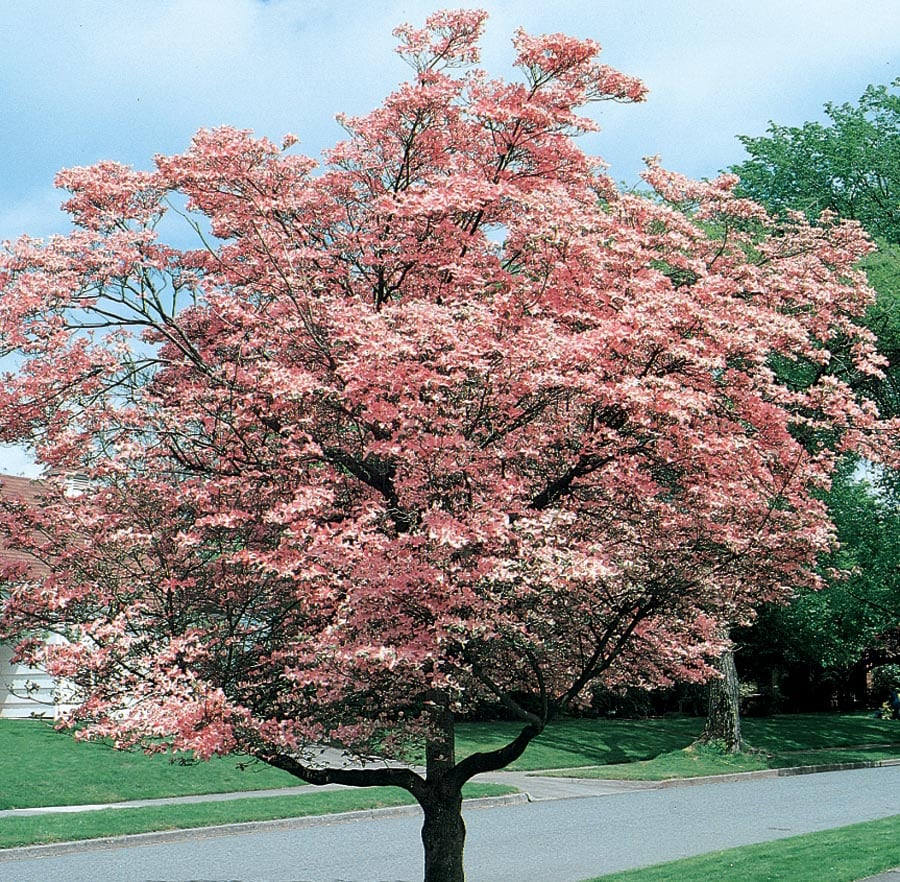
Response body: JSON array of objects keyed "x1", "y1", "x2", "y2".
[
  {"x1": 0, "y1": 792, "x2": 529, "y2": 861},
  {"x1": 650, "y1": 757, "x2": 900, "y2": 789}
]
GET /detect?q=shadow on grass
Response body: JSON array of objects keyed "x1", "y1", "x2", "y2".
[
  {"x1": 742, "y1": 714, "x2": 900, "y2": 752},
  {"x1": 456, "y1": 716, "x2": 703, "y2": 770}
]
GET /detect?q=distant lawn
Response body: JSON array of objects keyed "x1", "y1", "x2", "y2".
[
  {"x1": 542, "y1": 714, "x2": 900, "y2": 781},
  {"x1": 550, "y1": 742, "x2": 900, "y2": 781},
  {"x1": 0, "y1": 720, "x2": 299, "y2": 809},
  {"x1": 455, "y1": 716, "x2": 703, "y2": 771},
  {"x1": 743, "y1": 713, "x2": 900, "y2": 753},
  {"x1": 456, "y1": 713, "x2": 900, "y2": 773},
  {"x1": 0, "y1": 783, "x2": 511, "y2": 850},
  {"x1": 584, "y1": 813, "x2": 900, "y2": 882}
]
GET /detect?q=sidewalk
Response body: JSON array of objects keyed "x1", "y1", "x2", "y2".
[
  {"x1": 0, "y1": 770, "x2": 652, "y2": 818},
  {"x1": 5, "y1": 755, "x2": 900, "y2": 816}
]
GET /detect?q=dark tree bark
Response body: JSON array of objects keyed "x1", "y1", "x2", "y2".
[
  {"x1": 699, "y1": 644, "x2": 743, "y2": 753},
  {"x1": 419, "y1": 692, "x2": 466, "y2": 882},
  {"x1": 420, "y1": 773, "x2": 466, "y2": 882}
]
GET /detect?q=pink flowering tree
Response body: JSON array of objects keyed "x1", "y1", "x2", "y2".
[{"x1": 0, "y1": 10, "x2": 894, "y2": 882}]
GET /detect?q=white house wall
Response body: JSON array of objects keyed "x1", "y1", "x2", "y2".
[{"x1": 0, "y1": 643, "x2": 58, "y2": 719}]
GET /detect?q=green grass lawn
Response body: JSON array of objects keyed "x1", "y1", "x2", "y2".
[
  {"x1": 544, "y1": 714, "x2": 900, "y2": 781},
  {"x1": 584, "y1": 813, "x2": 900, "y2": 882},
  {"x1": 551, "y1": 742, "x2": 900, "y2": 780},
  {"x1": 454, "y1": 715, "x2": 704, "y2": 770},
  {"x1": 4, "y1": 715, "x2": 706, "y2": 809},
  {"x1": 456, "y1": 712, "x2": 900, "y2": 775},
  {"x1": 0, "y1": 783, "x2": 511, "y2": 850},
  {"x1": 0, "y1": 720, "x2": 299, "y2": 809},
  {"x1": 4, "y1": 712, "x2": 899, "y2": 809},
  {"x1": 743, "y1": 713, "x2": 900, "y2": 752}
]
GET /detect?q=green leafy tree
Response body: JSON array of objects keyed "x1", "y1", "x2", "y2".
[
  {"x1": 733, "y1": 80, "x2": 900, "y2": 243},
  {"x1": 703, "y1": 84, "x2": 900, "y2": 731},
  {"x1": 738, "y1": 465, "x2": 900, "y2": 710},
  {"x1": 858, "y1": 243, "x2": 900, "y2": 415},
  {"x1": 733, "y1": 80, "x2": 900, "y2": 416}
]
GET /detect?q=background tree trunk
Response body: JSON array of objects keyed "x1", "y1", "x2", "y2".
[{"x1": 700, "y1": 644, "x2": 743, "y2": 753}]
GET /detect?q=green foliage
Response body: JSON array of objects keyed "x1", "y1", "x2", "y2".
[
  {"x1": 733, "y1": 81, "x2": 900, "y2": 419},
  {"x1": 738, "y1": 464, "x2": 900, "y2": 703},
  {"x1": 872, "y1": 664, "x2": 900, "y2": 720},
  {"x1": 861, "y1": 244, "x2": 900, "y2": 353},
  {"x1": 872, "y1": 664, "x2": 900, "y2": 694},
  {"x1": 733, "y1": 80, "x2": 900, "y2": 244},
  {"x1": 738, "y1": 205, "x2": 900, "y2": 700},
  {"x1": 807, "y1": 468, "x2": 898, "y2": 665},
  {"x1": 859, "y1": 242, "x2": 900, "y2": 415}
]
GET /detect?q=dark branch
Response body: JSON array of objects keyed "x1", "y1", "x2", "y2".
[
  {"x1": 529, "y1": 453, "x2": 615, "y2": 510},
  {"x1": 259, "y1": 751, "x2": 425, "y2": 800},
  {"x1": 453, "y1": 722, "x2": 543, "y2": 784},
  {"x1": 321, "y1": 446, "x2": 399, "y2": 506},
  {"x1": 560, "y1": 601, "x2": 658, "y2": 708}
]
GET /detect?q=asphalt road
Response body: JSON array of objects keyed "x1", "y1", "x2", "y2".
[{"x1": 2, "y1": 766, "x2": 899, "y2": 882}]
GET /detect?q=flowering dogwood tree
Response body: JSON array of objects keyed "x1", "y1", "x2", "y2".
[{"x1": 0, "y1": 10, "x2": 894, "y2": 881}]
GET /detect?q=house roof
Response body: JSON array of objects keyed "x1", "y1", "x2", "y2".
[
  {"x1": 0, "y1": 474, "x2": 47, "y2": 572},
  {"x1": 0, "y1": 474, "x2": 43, "y2": 503}
]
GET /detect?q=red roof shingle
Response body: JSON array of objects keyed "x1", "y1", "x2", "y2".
[{"x1": 0, "y1": 475, "x2": 47, "y2": 573}]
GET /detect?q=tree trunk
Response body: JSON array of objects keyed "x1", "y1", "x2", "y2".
[
  {"x1": 700, "y1": 644, "x2": 743, "y2": 753},
  {"x1": 420, "y1": 690, "x2": 467, "y2": 882},
  {"x1": 421, "y1": 781, "x2": 466, "y2": 882},
  {"x1": 263, "y1": 690, "x2": 545, "y2": 882}
]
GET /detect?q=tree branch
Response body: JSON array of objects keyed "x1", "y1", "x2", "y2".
[
  {"x1": 453, "y1": 722, "x2": 543, "y2": 784},
  {"x1": 529, "y1": 453, "x2": 616, "y2": 510},
  {"x1": 259, "y1": 751, "x2": 426, "y2": 800}
]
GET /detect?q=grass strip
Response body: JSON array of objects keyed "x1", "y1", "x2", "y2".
[
  {"x1": 0, "y1": 783, "x2": 513, "y2": 850},
  {"x1": 583, "y1": 813, "x2": 900, "y2": 882},
  {"x1": 547, "y1": 743, "x2": 900, "y2": 781}
]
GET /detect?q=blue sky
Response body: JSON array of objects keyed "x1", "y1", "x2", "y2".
[{"x1": 2, "y1": 0, "x2": 899, "y2": 476}]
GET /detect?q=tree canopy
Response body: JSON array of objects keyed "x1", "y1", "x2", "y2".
[
  {"x1": 733, "y1": 80, "x2": 900, "y2": 244},
  {"x1": 739, "y1": 464, "x2": 900, "y2": 705},
  {"x1": 729, "y1": 81, "x2": 900, "y2": 713},
  {"x1": 0, "y1": 11, "x2": 895, "y2": 882}
]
